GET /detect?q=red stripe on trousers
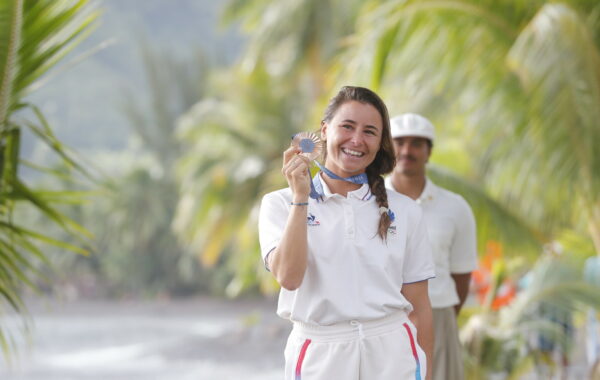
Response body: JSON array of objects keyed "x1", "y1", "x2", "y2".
[
  {"x1": 295, "y1": 338, "x2": 312, "y2": 379},
  {"x1": 403, "y1": 323, "x2": 419, "y2": 358},
  {"x1": 403, "y1": 322, "x2": 422, "y2": 380}
]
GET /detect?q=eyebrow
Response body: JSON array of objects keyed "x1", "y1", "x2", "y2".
[{"x1": 341, "y1": 119, "x2": 380, "y2": 131}]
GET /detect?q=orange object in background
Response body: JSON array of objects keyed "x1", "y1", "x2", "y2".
[
  {"x1": 471, "y1": 268, "x2": 490, "y2": 304},
  {"x1": 471, "y1": 241, "x2": 516, "y2": 310},
  {"x1": 491, "y1": 279, "x2": 516, "y2": 310}
]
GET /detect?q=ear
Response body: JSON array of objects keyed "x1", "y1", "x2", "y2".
[{"x1": 320, "y1": 120, "x2": 327, "y2": 141}]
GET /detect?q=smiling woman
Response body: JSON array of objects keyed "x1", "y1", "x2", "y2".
[{"x1": 258, "y1": 86, "x2": 436, "y2": 380}]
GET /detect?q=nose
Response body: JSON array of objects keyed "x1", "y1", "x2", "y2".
[
  {"x1": 350, "y1": 130, "x2": 364, "y2": 146},
  {"x1": 398, "y1": 142, "x2": 411, "y2": 155}
]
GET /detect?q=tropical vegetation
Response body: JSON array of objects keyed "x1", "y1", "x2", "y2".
[
  {"x1": 3, "y1": 0, "x2": 600, "y2": 376},
  {"x1": 0, "y1": 0, "x2": 98, "y2": 356}
]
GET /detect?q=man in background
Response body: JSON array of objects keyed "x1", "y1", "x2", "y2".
[{"x1": 386, "y1": 113, "x2": 478, "y2": 380}]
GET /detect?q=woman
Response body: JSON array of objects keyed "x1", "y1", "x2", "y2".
[{"x1": 259, "y1": 86, "x2": 434, "y2": 380}]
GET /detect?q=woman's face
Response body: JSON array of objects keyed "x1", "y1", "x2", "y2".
[{"x1": 320, "y1": 100, "x2": 383, "y2": 177}]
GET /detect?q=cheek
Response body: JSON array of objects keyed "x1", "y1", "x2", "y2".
[{"x1": 370, "y1": 139, "x2": 382, "y2": 154}]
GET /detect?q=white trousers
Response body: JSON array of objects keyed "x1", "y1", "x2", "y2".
[{"x1": 284, "y1": 312, "x2": 426, "y2": 380}]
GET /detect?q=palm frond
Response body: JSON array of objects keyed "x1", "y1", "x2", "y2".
[
  {"x1": 0, "y1": 0, "x2": 22, "y2": 124},
  {"x1": 428, "y1": 165, "x2": 544, "y2": 257},
  {"x1": 0, "y1": 0, "x2": 98, "y2": 361},
  {"x1": 508, "y1": 3, "x2": 600, "y2": 205}
]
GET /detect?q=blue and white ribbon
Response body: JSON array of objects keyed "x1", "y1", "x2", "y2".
[{"x1": 309, "y1": 162, "x2": 369, "y2": 201}]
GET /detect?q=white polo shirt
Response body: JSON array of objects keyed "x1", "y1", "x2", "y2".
[
  {"x1": 386, "y1": 177, "x2": 478, "y2": 308},
  {"x1": 259, "y1": 174, "x2": 435, "y2": 326}
]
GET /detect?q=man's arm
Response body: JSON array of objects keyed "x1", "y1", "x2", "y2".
[
  {"x1": 402, "y1": 280, "x2": 433, "y2": 380},
  {"x1": 451, "y1": 272, "x2": 472, "y2": 315},
  {"x1": 449, "y1": 197, "x2": 477, "y2": 315}
]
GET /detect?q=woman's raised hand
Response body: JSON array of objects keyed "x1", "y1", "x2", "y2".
[{"x1": 282, "y1": 146, "x2": 312, "y2": 201}]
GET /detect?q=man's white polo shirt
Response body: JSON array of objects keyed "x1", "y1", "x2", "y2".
[
  {"x1": 386, "y1": 177, "x2": 478, "y2": 308},
  {"x1": 259, "y1": 174, "x2": 435, "y2": 326}
]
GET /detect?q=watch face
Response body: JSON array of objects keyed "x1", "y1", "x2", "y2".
[{"x1": 292, "y1": 132, "x2": 323, "y2": 160}]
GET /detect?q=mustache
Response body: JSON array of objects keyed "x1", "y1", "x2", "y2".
[{"x1": 398, "y1": 155, "x2": 417, "y2": 161}]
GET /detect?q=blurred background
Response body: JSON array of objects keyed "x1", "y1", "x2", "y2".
[{"x1": 1, "y1": 0, "x2": 600, "y2": 379}]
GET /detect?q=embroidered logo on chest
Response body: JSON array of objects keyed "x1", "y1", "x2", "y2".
[
  {"x1": 307, "y1": 213, "x2": 320, "y2": 226},
  {"x1": 387, "y1": 209, "x2": 396, "y2": 235}
]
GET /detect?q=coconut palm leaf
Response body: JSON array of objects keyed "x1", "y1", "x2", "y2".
[
  {"x1": 0, "y1": 0, "x2": 21, "y2": 123},
  {"x1": 175, "y1": 64, "x2": 316, "y2": 295},
  {"x1": 428, "y1": 164, "x2": 544, "y2": 256},
  {"x1": 222, "y1": 0, "x2": 367, "y2": 97},
  {"x1": 506, "y1": 3, "x2": 600, "y2": 251},
  {"x1": 0, "y1": 0, "x2": 98, "y2": 360},
  {"x1": 345, "y1": 0, "x2": 600, "y2": 254}
]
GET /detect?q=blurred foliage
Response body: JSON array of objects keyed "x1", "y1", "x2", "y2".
[
  {"x1": 174, "y1": 64, "x2": 315, "y2": 296},
  {"x1": 34, "y1": 45, "x2": 216, "y2": 298},
  {"x1": 461, "y1": 250, "x2": 600, "y2": 378}
]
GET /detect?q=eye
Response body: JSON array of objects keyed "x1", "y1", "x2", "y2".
[{"x1": 341, "y1": 124, "x2": 353, "y2": 130}]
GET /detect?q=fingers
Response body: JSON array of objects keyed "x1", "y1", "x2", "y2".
[
  {"x1": 283, "y1": 146, "x2": 301, "y2": 166},
  {"x1": 282, "y1": 146, "x2": 312, "y2": 198},
  {"x1": 281, "y1": 154, "x2": 310, "y2": 177}
]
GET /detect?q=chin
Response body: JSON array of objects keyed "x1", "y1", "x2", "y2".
[{"x1": 399, "y1": 168, "x2": 417, "y2": 176}]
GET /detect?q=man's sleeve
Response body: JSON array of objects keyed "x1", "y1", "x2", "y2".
[
  {"x1": 403, "y1": 205, "x2": 436, "y2": 284},
  {"x1": 449, "y1": 197, "x2": 478, "y2": 273}
]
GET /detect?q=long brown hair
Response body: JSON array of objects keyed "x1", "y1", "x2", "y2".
[{"x1": 322, "y1": 86, "x2": 396, "y2": 240}]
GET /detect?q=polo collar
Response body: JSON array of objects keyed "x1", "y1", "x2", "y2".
[
  {"x1": 416, "y1": 177, "x2": 437, "y2": 204},
  {"x1": 313, "y1": 172, "x2": 372, "y2": 202}
]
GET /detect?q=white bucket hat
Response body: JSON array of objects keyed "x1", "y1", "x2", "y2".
[{"x1": 390, "y1": 113, "x2": 435, "y2": 142}]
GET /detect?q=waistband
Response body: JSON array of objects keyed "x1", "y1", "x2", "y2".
[{"x1": 291, "y1": 312, "x2": 412, "y2": 343}]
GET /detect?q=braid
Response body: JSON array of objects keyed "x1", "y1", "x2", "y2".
[{"x1": 367, "y1": 167, "x2": 391, "y2": 241}]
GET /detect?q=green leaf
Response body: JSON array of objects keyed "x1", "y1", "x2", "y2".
[{"x1": 0, "y1": 0, "x2": 22, "y2": 123}]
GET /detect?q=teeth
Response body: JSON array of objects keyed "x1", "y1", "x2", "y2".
[{"x1": 342, "y1": 148, "x2": 364, "y2": 157}]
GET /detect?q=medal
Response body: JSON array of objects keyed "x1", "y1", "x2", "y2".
[{"x1": 291, "y1": 132, "x2": 323, "y2": 161}]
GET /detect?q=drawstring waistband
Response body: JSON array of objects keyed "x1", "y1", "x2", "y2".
[
  {"x1": 291, "y1": 312, "x2": 410, "y2": 343},
  {"x1": 350, "y1": 320, "x2": 365, "y2": 340}
]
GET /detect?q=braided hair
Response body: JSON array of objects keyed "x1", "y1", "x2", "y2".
[{"x1": 322, "y1": 86, "x2": 396, "y2": 240}]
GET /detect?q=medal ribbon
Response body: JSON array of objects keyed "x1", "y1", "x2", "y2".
[{"x1": 308, "y1": 162, "x2": 369, "y2": 201}]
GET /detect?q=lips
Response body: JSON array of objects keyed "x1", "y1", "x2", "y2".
[{"x1": 341, "y1": 147, "x2": 365, "y2": 157}]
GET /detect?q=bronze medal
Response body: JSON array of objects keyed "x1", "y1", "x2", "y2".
[{"x1": 292, "y1": 132, "x2": 323, "y2": 160}]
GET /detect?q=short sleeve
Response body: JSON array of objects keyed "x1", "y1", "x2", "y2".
[
  {"x1": 403, "y1": 206, "x2": 435, "y2": 284},
  {"x1": 258, "y1": 191, "x2": 289, "y2": 269},
  {"x1": 449, "y1": 197, "x2": 478, "y2": 273}
]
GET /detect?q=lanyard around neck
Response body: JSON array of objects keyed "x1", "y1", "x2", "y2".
[{"x1": 309, "y1": 162, "x2": 369, "y2": 201}]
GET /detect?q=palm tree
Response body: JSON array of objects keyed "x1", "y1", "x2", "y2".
[
  {"x1": 222, "y1": 0, "x2": 371, "y2": 98},
  {"x1": 0, "y1": 0, "x2": 97, "y2": 356},
  {"x1": 91, "y1": 45, "x2": 209, "y2": 296},
  {"x1": 346, "y1": 0, "x2": 600, "y2": 257},
  {"x1": 174, "y1": 64, "x2": 317, "y2": 296}
]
